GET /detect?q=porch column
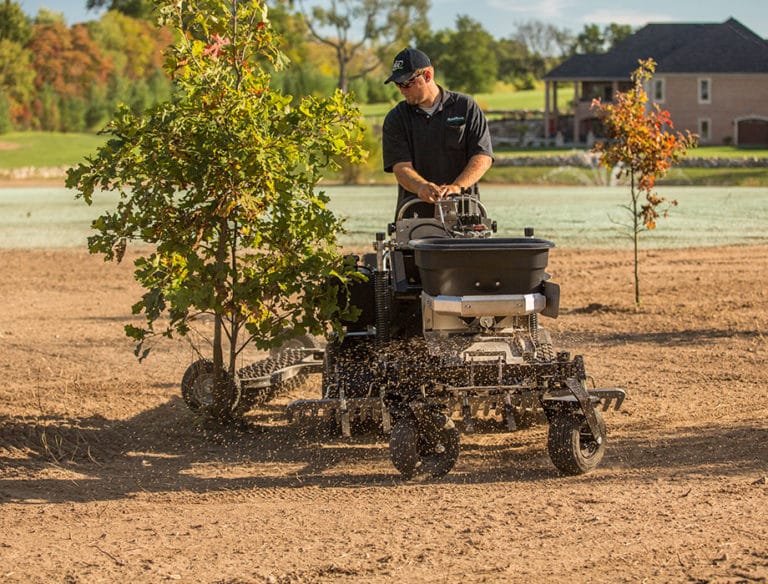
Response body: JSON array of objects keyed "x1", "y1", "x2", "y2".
[
  {"x1": 572, "y1": 81, "x2": 580, "y2": 144},
  {"x1": 544, "y1": 80, "x2": 551, "y2": 140}
]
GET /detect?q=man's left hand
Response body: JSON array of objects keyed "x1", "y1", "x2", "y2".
[{"x1": 440, "y1": 184, "x2": 462, "y2": 196}]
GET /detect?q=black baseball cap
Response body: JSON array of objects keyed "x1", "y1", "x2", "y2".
[{"x1": 384, "y1": 48, "x2": 431, "y2": 84}]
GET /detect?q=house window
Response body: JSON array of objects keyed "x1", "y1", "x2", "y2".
[
  {"x1": 698, "y1": 78, "x2": 711, "y2": 104},
  {"x1": 653, "y1": 78, "x2": 665, "y2": 103},
  {"x1": 699, "y1": 118, "x2": 711, "y2": 142}
]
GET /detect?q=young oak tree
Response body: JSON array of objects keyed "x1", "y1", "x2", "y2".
[
  {"x1": 66, "y1": 0, "x2": 366, "y2": 421},
  {"x1": 591, "y1": 58, "x2": 696, "y2": 306}
]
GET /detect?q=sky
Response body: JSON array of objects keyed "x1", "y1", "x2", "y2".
[{"x1": 16, "y1": 0, "x2": 768, "y2": 40}]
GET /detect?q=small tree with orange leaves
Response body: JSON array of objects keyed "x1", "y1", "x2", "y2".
[{"x1": 591, "y1": 59, "x2": 697, "y2": 305}]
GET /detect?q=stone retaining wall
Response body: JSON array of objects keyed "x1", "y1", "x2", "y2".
[
  {"x1": 494, "y1": 153, "x2": 768, "y2": 168},
  {"x1": 0, "y1": 166, "x2": 71, "y2": 180}
]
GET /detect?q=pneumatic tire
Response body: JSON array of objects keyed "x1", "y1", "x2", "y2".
[
  {"x1": 389, "y1": 413, "x2": 459, "y2": 480},
  {"x1": 181, "y1": 359, "x2": 241, "y2": 421},
  {"x1": 547, "y1": 408, "x2": 606, "y2": 475}
]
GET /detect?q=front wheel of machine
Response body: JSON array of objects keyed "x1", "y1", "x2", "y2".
[
  {"x1": 547, "y1": 408, "x2": 606, "y2": 475},
  {"x1": 389, "y1": 414, "x2": 460, "y2": 480}
]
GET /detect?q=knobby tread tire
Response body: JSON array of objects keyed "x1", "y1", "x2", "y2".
[{"x1": 237, "y1": 348, "x2": 310, "y2": 412}]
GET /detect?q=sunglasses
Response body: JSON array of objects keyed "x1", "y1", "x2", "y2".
[{"x1": 395, "y1": 73, "x2": 423, "y2": 89}]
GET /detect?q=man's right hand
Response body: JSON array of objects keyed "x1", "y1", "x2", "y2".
[
  {"x1": 417, "y1": 181, "x2": 447, "y2": 203},
  {"x1": 393, "y1": 162, "x2": 448, "y2": 203}
]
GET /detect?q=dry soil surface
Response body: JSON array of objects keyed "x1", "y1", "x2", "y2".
[{"x1": 1, "y1": 245, "x2": 766, "y2": 583}]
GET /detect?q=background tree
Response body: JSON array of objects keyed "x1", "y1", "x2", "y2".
[
  {"x1": 604, "y1": 23, "x2": 633, "y2": 49},
  {"x1": 67, "y1": 0, "x2": 365, "y2": 421},
  {"x1": 0, "y1": 1, "x2": 35, "y2": 129},
  {"x1": 0, "y1": 0, "x2": 32, "y2": 44},
  {"x1": 86, "y1": 0, "x2": 155, "y2": 19},
  {"x1": 572, "y1": 23, "x2": 633, "y2": 54},
  {"x1": 0, "y1": 39, "x2": 35, "y2": 130},
  {"x1": 591, "y1": 59, "x2": 697, "y2": 305},
  {"x1": 299, "y1": 0, "x2": 429, "y2": 91},
  {"x1": 417, "y1": 15, "x2": 497, "y2": 94},
  {"x1": 512, "y1": 19, "x2": 573, "y2": 76},
  {"x1": 573, "y1": 24, "x2": 604, "y2": 54},
  {"x1": 87, "y1": 10, "x2": 172, "y2": 125},
  {"x1": 88, "y1": 11, "x2": 171, "y2": 80},
  {"x1": 268, "y1": 5, "x2": 342, "y2": 99},
  {"x1": 494, "y1": 36, "x2": 536, "y2": 90},
  {"x1": 27, "y1": 19, "x2": 112, "y2": 130},
  {"x1": 496, "y1": 20, "x2": 573, "y2": 80}
]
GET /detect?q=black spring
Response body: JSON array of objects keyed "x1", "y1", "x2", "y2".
[
  {"x1": 529, "y1": 313, "x2": 539, "y2": 345},
  {"x1": 374, "y1": 270, "x2": 390, "y2": 345}
]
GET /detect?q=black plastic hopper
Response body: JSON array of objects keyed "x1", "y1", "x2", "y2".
[{"x1": 411, "y1": 237, "x2": 555, "y2": 296}]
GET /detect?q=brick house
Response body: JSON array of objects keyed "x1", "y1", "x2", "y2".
[{"x1": 542, "y1": 18, "x2": 768, "y2": 146}]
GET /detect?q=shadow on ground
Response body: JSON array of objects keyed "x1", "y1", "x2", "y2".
[{"x1": 1, "y1": 396, "x2": 765, "y2": 504}]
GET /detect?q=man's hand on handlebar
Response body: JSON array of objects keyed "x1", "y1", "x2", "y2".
[
  {"x1": 440, "y1": 183, "x2": 463, "y2": 196},
  {"x1": 417, "y1": 182, "x2": 447, "y2": 203},
  {"x1": 417, "y1": 183, "x2": 465, "y2": 203}
]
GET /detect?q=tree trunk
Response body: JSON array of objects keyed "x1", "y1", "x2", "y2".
[
  {"x1": 631, "y1": 174, "x2": 640, "y2": 306},
  {"x1": 634, "y1": 229, "x2": 640, "y2": 306},
  {"x1": 337, "y1": 45, "x2": 349, "y2": 92},
  {"x1": 211, "y1": 217, "x2": 232, "y2": 420},
  {"x1": 228, "y1": 223, "x2": 239, "y2": 377}
]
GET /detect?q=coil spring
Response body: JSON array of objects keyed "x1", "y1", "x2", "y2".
[{"x1": 374, "y1": 270, "x2": 390, "y2": 345}]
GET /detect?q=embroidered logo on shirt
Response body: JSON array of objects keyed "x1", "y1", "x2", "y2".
[{"x1": 446, "y1": 116, "x2": 465, "y2": 126}]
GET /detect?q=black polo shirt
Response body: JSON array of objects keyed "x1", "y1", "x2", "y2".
[{"x1": 382, "y1": 86, "x2": 494, "y2": 216}]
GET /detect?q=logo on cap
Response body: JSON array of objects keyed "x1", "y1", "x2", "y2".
[{"x1": 385, "y1": 47, "x2": 430, "y2": 84}]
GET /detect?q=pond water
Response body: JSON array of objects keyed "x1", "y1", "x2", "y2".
[{"x1": 1, "y1": 185, "x2": 767, "y2": 249}]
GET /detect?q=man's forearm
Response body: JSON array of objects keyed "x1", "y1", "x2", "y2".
[
  {"x1": 393, "y1": 154, "x2": 493, "y2": 202},
  {"x1": 393, "y1": 162, "x2": 445, "y2": 203},
  {"x1": 451, "y1": 154, "x2": 493, "y2": 190},
  {"x1": 393, "y1": 163, "x2": 428, "y2": 194}
]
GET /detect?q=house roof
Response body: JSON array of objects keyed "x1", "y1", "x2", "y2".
[{"x1": 544, "y1": 17, "x2": 768, "y2": 81}]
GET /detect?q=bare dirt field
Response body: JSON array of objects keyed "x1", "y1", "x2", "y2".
[{"x1": 1, "y1": 244, "x2": 766, "y2": 583}]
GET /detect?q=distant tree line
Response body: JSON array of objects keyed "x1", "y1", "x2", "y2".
[
  {"x1": 0, "y1": 0, "x2": 172, "y2": 132},
  {"x1": 0, "y1": 0, "x2": 633, "y2": 133}
]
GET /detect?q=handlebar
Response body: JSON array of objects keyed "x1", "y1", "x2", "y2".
[{"x1": 395, "y1": 194, "x2": 488, "y2": 223}]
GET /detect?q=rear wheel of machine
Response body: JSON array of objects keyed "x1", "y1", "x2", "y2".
[
  {"x1": 269, "y1": 334, "x2": 322, "y2": 358},
  {"x1": 237, "y1": 348, "x2": 311, "y2": 412},
  {"x1": 181, "y1": 359, "x2": 241, "y2": 421},
  {"x1": 547, "y1": 408, "x2": 606, "y2": 475},
  {"x1": 389, "y1": 414, "x2": 459, "y2": 480}
]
